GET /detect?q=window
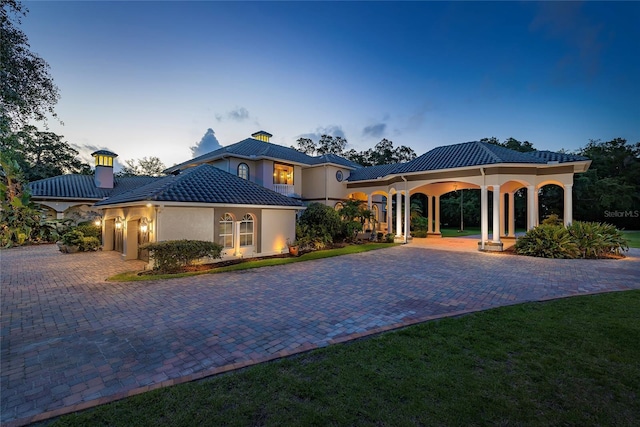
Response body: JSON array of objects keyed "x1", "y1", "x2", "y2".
[
  {"x1": 238, "y1": 163, "x2": 249, "y2": 180},
  {"x1": 273, "y1": 163, "x2": 293, "y2": 185},
  {"x1": 219, "y1": 213, "x2": 234, "y2": 248},
  {"x1": 239, "y1": 214, "x2": 254, "y2": 246},
  {"x1": 336, "y1": 170, "x2": 344, "y2": 182}
]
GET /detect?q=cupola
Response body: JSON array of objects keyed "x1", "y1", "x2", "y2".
[
  {"x1": 91, "y1": 149, "x2": 118, "y2": 189},
  {"x1": 251, "y1": 130, "x2": 272, "y2": 142}
]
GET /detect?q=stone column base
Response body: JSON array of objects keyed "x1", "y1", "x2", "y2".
[{"x1": 477, "y1": 241, "x2": 504, "y2": 252}]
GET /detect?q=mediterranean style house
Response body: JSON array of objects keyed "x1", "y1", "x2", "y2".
[{"x1": 28, "y1": 130, "x2": 591, "y2": 260}]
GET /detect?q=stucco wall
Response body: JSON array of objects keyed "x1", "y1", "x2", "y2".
[
  {"x1": 301, "y1": 165, "x2": 350, "y2": 205},
  {"x1": 261, "y1": 209, "x2": 296, "y2": 256},
  {"x1": 157, "y1": 207, "x2": 214, "y2": 242}
]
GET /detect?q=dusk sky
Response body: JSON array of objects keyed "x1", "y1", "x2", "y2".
[{"x1": 22, "y1": 1, "x2": 640, "y2": 169}]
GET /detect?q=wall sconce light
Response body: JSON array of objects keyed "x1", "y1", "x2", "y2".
[
  {"x1": 140, "y1": 217, "x2": 151, "y2": 233},
  {"x1": 115, "y1": 216, "x2": 123, "y2": 230},
  {"x1": 93, "y1": 217, "x2": 102, "y2": 227}
]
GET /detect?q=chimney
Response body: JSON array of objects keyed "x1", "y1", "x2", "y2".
[
  {"x1": 91, "y1": 150, "x2": 118, "y2": 189},
  {"x1": 251, "y1": 130, "x2": 272, "y2": 142}
]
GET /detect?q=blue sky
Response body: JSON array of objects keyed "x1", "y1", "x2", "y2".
[{"x1": 22, "y1": 1, "x2": 640, "y2": 169}]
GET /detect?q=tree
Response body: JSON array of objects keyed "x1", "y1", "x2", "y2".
[
  {"x1": 293, "y1": 137, "x2": 316, "y2": 155},
  {"x1": 1, "y1": 125, "x2": 91, "y2": 181},
  {"x1": 573, "y1": 138, "x2": 640, "y2": 228},
  {"x1": 481, "y1": 136, "x2": 535, "y2": 153},
  {"x1": 317, "y1": 134, "x2": 347, "y2": 155},
  {"x1": 1, "y1": 0, "x2": 60, "y2": 131},
  {"x1": 343, "y1": 138, "x2": 416, "y2": 166},
  {"x1": 118, "y1": 156, "x2": 166, "y2": 177}
]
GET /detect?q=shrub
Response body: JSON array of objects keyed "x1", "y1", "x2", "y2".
[
  {"x1": 515, "y1": 221, "x2": 628, "y2": 259},
  {"x1": 141, "y1": 240, "x2": 223, "y2": 273},
  {"x1": 412, "y1": 216, "x2": 430, "y2": 231},
  {"x1": 542, "y1": 214, "x2": 563, "y2": 226},
  {"x1": 61, "y1": 229, "x2": 85, "y2": 247},
  {"x1": 75, "y1": 224, "x2": 101, "y2": 239},
  {"x1": 80, "y1": 236, "x2": 101, "y2": 251},
  {"x1": 568, "y1": 221, "x2": 628, "y2": 258},
  {"x1": 515, "y1": 224, "x2": 579, "y2": 259},
  {"x1": 412, "y1": 230, "x2": 428, "y2": 238},
  {"x1": 384, "y1": 233, "x2": 395, "y2": 243},
  {"x1": 297, "y1": 203, "x2": 343, "y2": 245}
]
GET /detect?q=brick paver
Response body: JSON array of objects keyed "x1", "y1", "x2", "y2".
[{"x1": 1, "y1": 243, "x2": 639, "y2": 425}]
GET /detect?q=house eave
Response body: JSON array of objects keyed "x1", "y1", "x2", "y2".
[{"x1": 95, "y1": 201, "x2": 305, "y2": 210}]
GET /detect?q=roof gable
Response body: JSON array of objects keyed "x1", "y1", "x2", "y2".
[{"x1": 95, "y1": 164, "x2": 303, "y2": 207}]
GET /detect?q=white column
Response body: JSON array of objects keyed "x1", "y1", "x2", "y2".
[
  {"x1": 234, "y1": 221, "x2": 241, "y2": 256},
  {"x1": 396, "y1": 191, "x2": 402, "y2": 237},
  {"x1": 481, "y1": 185, "x2": 488, "y2": 248},
  {"x1": 527, "y1": 185, "x2": 536, "y2": 230},
  {"x1": 427, "y1": 195, "x2": 433, "y2": 234},
  {"x1": 434, "y1": 195, "x2": 441, "y2": 234},
  {"x1": 367, "y1": 194, "x2": 372, "y2": 230},
  {"x1": 404, "y1": 191, "x2": 410, "y2": 240},
  {"x1": 492, "y1": 185, "x2": 501, "y2": 243},
  {"x1": 386, "y1": 193, "x2": 392, "y2": 234},
  {"x1": 499, "y1": 192, "x2": 505, "y2": 237},
  {"x1": 508, "y1": 192, "x2": 515, "y2": 237},
  {"x1": 564, "y1": 184, "x2": 573, "y2": 226}
]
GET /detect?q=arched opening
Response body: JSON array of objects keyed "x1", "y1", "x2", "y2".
[
  {"x1": 218, "y1": 213, "x2": 235, "y2": 249},
  {"x1": 239, "y1": 213, "x2": 255, "y2": 247}
]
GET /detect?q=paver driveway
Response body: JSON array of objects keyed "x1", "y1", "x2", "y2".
[{"x1": 2, "y1": 243, "x2": 639, "y2": 425}]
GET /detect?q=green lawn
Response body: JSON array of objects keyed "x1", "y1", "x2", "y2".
[
  {"x1": 108, "y1": 243, "x2": 397, "y2": 282},
  {"x1": 52, "y1": 291, "x2": 640, "y2": 426},
  {"x1": 622, "y1": 230, "x2": 640, "y2": 248}
]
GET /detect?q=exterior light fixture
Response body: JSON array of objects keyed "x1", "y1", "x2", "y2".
[
  {"x1": 140, "y1": 217, "x2": 151, "y2": 233},
  {"x1": 94, "y1": 217, "x2": 102, "y2": 227},
  {"x1": 115, "y1": 216, "x2": 123, "y2": 229}
]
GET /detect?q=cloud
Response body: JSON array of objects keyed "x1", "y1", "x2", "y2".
[
  {"x1": 297, "y1": 125, "x2": 346, "y2": 142},
  {"x1": 362, "y1": 123, "x2": 386, "y2": 138},
  {"x1": 215, "y1": 107, "x2": 250, "y2": 122},
  {"x1": 190, "y1": 128, "x2": 223, "y2": 158}
]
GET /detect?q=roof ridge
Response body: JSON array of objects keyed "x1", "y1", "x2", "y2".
[{"x1": 476, "y1": 141, "x2": 505, "y2": 163}]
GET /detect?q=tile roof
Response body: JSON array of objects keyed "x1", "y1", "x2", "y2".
[
  {"x1": 164, "y1": 137, "x2": 361, "y2": 173},
  {"x1": 347, "y1": 141, "x2": 590, "y2": 182},
  {"x1": 95, "y1": 164, "x2": 303, "y2": 207},
  {"x1": 346, "y1": 163, "x2": 403, "y2": 182},
  {"x1": 29, "y1": 175, "x2": 160, "y2": 200}
]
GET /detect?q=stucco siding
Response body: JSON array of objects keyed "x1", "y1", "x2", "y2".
[
  {"x1": 157, "y1": 207, "x2": 214, "y2": 242},
  {"x1": 261, "y1": 209, "x2": 295, "y2": 256}
]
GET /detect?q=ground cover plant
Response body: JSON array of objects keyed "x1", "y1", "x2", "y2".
[
  {"x1": 109, "y1": 242, "x2": 396, "y2": 282},
  {"x1": 515, "y1": 220, "x2": 628, "y2": 258},
  {"x1": 51, "y1": 291, "x2": 640, "y2": 426}
]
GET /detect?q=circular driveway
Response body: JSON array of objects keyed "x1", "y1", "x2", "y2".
[{"x1": 2, "y1": 243, "x2": 639, "y2": 425}]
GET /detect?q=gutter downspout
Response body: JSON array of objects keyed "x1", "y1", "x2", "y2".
[
  {"x1": 402, "y1": 175, "x2": 408, "y2": 244},
  {"x1": 480, "y1": 167, "x2": 486, "y2": 250}
]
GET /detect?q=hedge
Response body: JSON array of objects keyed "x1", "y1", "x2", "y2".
[{"x1": 141, "y1": 240, "x2": 223, "y2": 273}]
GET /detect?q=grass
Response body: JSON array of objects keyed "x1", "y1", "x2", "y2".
[
  {"x1": 52, "y1": 290, "x2": 640, "y2": 426},
  {"x1": 108, "y1": 243, "x2": 396, "y2": 282},
  {"x1": 622, "y1": 230, "x2": 640, "y2": 248}
]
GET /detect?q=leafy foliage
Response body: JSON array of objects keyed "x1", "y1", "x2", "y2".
[
  {"x1": 567, "y1": 221, "x2": 628, "y2": 258},
  {"x1": 80, "y1": 236, "x2": 101, "y2": 251},
  {"x1": 141, "y1": 240, "x2": 223, "y2": 273},
  {"x1": 117, "y1": 156, "x2": 166, "y2": 177},
  {"x1": 515, "y1": 224, "x2": 579, "y2": 259},
  {"x1": 0, "y1": 0, "x2": 60, "y2": 130},
  {"x1": 296, "y1": 203, "x2": 343, "y2": 248},
  {"x1": 60, "y1": 229, "x2": 84, "y2": 247},
  {"x1": 74, "y1": 223, "x2": 101, "y2": 239},
  {"x1": 343, "y1": 138, "x2": 416, "y2": 166},
  {"x1": 1, "y1": 125, "x2": 91, "y2": 180},
  {"x1": 515, "y1": 222, "x2": 628, "y2": 259}
]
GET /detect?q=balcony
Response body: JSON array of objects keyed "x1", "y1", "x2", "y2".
[{"x1": 273, "y1": 184, "x2": 295, "y2": 197}]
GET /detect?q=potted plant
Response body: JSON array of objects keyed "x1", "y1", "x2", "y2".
[{"x1": 287, "y1": 238, "x2": 300, "y2": 257}]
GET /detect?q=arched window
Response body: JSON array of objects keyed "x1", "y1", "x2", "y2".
[
  {"x1": 239, "y1": 214, "x2": 254, "y2": 246},
  {"x1": 238, "y1": 163, "x2": 249, "y2": 180},
  {"x1": 219, "y1": 213, "x2": 234, "y2": 248}
]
